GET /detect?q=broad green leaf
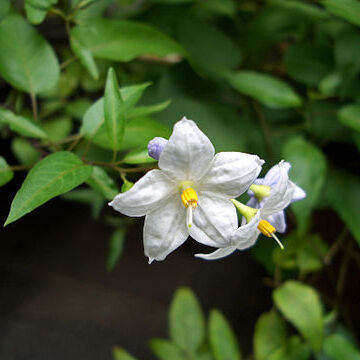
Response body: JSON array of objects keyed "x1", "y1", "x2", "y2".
[
  {"x1": 0, "y1": 108, "x2": 47, "y2": 139},
  {"x1": 71, "y1": 18, "x2": 185, "y2": 62},
  {"x1": 209, "y1": 310, "x2": 242, "y2": 360},
  {"x1": 0, "y1": 157, "x2": 14, "y2": 186},
  {"x1": 297, "y1": 235, "x2": 327, "y2": 274},
  {"x1": 269, "y1": 336, "x2": 311, "y2": 360},
  {"x1": 282, "y1": 137, "x2": 327, "y2": 235},
  {"x1": 273, "y1": 281, "x2": 324, "y2": 352},
  {"x1": 325, "y1": 170, "x2": 360, "y2": 246},
  {"x1": 226, "y1": 71, "x2": 302, "y2": 109},
  {"x1": 322, "y1": 0, "x2": 360, "y2": 27},
  {"x1": 150, "y1": 338, "x2": 187, "y2": 360},
  {"x1": 338, "y1": 104, "x2": 360, "y2": 132},
  {"x1": 123, "y1": 149, "x2": 156, "y2": 164},
  {"x1": 107, "y1": 229, "x2": 125, "y2": 272},
  {"x1": 284, "y1": 44, "x2": 333, "y2": 86},
  {"x1": 11, "y1": 138, "x2": 41, "y2": 165},
  {"x1": 127, "y1": 100, "x2": 171, "y2": 119},
  {"x1": 4, "y1": 151, "x2": 92, "y2": 226},
  {"x1": 43, "y1": 117, "x2": 72, "y2": 142},
  {"x1": 254, "y1": 311, "x2": 287, "y2": 360},
  {"x1": 104, "y1": 68, "x2": 126, "y2": 152},
  {"x1": 70, "y1": 35, "x2": 99, "y2": 80},
  {"x1": 0, "y1": 14, "x2": 59, "y2": 94},
  {"x1": 113, "y1": 346, "x2": 138, "y2": 360},
  {"x1": 120, "y1": 83, "x2": 152, "y2": 110},
  {"x1": 323, "y1": 334, "x2": 360, "y2": 360},
  {"x1": 25, "y1": 0, "x2": 58, "y2": 24},
  {"x1": 169, "y1": 287, "x2": 206, "y2": 352},
  {"x1": 86, "y1": 166, "x2": 118, "y2": 200}
]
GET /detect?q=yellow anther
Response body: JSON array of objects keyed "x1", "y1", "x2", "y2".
[
  {"x1": 257, "y1": 219, "x2": 276, "y2": 237},
  {"x1": 181, "y1": 188, "x2": 198, "y2": 208}
]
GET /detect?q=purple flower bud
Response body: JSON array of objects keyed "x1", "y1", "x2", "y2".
[{"x1": 147, "y1": 137, "x2": 168, "y2": 160}]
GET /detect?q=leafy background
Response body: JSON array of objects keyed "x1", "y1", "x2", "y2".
[{"x1": 0, "y1": 0, "x2": 359, "y2": 359}]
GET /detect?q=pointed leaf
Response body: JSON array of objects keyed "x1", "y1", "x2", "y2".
[
  {"x1": 113, "y1": 346, "x2": 138, "y2": 360},
  {"x1": 86, "y1": 166, "x2": 119, "y2": 200},
  {"x1": 5, "y1": 152, "x2": 92, "y2": 226},
  {"x1": 0, "y1": 157, "x2": 14, "y2": 186},
  {"x1": 107, "y1": 229, "x2": 125, "y2": 272},
  {"x1": 127, "y1": 100, "x2": 171, "y2": 119},
  {"x1": 150, "y1": 338, "x2": 187, "y2": 360},
  {"x1": 25, "y1": 0, "x2": 58, "y2": 24},
  {"x1": 322, "y1": 0, "x2": 360, "y2": 27},
  {"x1": 338, "y1": 104, "x2": 360, "y2": 132}
]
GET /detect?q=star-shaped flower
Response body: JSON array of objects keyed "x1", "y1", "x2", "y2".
[{"x1": 109, "y1": 117, "x2": 264, "y2": 263}]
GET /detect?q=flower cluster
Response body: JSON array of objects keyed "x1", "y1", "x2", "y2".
[{"x1": 109, "y1": 118, "x2": 306, "y2": 263}]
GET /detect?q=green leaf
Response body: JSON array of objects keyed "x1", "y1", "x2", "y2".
[
  {"x1": 86, "y1": 166, "x2": 118, "y2": 200},
  {"x1": 209, "y1": 310, "x2": 242, "y2": 360},
  {"x1": 0, "y1": 14, "x2": 59, "y2": 94},
  {"x1": 325, "y1": 170, "x2": 360, "y2": 246},
  {"x1": 197, "y1": 0, "x2": 236, "y2": 17},
  {"x1": 273, "y1": 281, "x2": 324, "y2": 352},
  {"x1": 127, "y1": 100, "x2": 171, "y2": 119},
  {"x1": 113, "y1": 346, "x2": 138, "y2": 360},
  {"x1": 43, "y1": 117, "x2": 72, "y2": 142},
  {"x1": 282, "y1": 137, "x2": 327, "y2": 235},
  {"x1": 107, "y1": 229, "x2": 125, "y2": 272},
  {"x1": 25, "y1": 0, "x2": 58, "y2": 24},
  {"x1": 0, "y1": 108, "x2": 47, "y2": 139},
  {"x1": 254, "y1": 311, "x2": 287, "y2": 360},
  {"x1": 169, "y1": 287, "x2": 206, "y2": 353},
  {"x1": 269, "y1": 336, "x2": 311, "y2": 360},
  {"x1": 11, "y1": 138, "x2": 41, "y2": 165},
  {"x1": 104, "y1": 68, "x2": 126, "y2": 152},
  {"x1": 284, "y1": 44, "x2": 333, "y2": 86},
  {"x1": 226, "y1": 71, "x2": 302, "y2": 109},
  {"x1": 0, "y1": 157, "x2": 14, "y2": 186},
  {"x1": 123, "y1": 148, "x2": 156, "y2": 165},
  {"x1": 322, "y1": 0, "x2": 360, "y2": 27},
  {"x1": 323, "y1": 334, "x2": 360, "y2": 360},
  {"x1": 0, "y1": 0, "x2": 10, "y2": 20},
  {"x1": 4, "y1": 152, "x2": 92, "y2": 226},
  {"x1": 338, "y1": 104, "x2": 360, "y2": 132},
  {"x1": 71, "y1": 18, "x2": 185, "y2": 62},
  {"x1": 150, "y1": 338, "x2": 187, "y2": 360}
]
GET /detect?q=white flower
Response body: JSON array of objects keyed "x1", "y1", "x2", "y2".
[
  {"x1": 196, "y1": 161, "x2": 296, "y2": 260},
  {"x1": 109, "y1": 117, "x2": 264, "y2": 263}
]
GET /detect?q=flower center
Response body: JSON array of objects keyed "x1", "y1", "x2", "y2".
[
  {"x1": 181, "y1": 187, "x2": 198, "y2": 228},
  {"x1": 257, "y1": 220, "x2": 284, "y2": 250}
]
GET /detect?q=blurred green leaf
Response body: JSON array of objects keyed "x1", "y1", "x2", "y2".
[
  {"x1": 0, "y1": 14, "x2": 59, "y2": 94},
  {"x1": 226, "y1": 71, "x2": 302, "y2": 109},
  {"x1": 284, "y1": 44, "x2": 333, "y2": 86},
  {"x1": 123, "y1": 149, "x2": 156, "y2": 164},
  {"x1": 323, "y1": 334, "x2": 360, "y2": 360},
  {"x1": 322, "y1": 0, "x2": 360, "y2": 27},
  {"x1": 25, "y1": 0, "x2": 58, "y2": 24},
  {"x1": 0, "y1": 156, "x2": 14, "y2": 186},
  {"x1": 338, "y1": 103, "x2": 360, "y2": 132},
  {"x1": 127, "y1": 100, "x2": 171, "y2": 120},
  {"x1": 104, "y1": 68, "x2": 126, "y2": 152},
  {"x1": 282, "y1": 137, "x2": 327, "y2": 235},
  {"x1": 254, "y1": 311, "x2": 287, "y2": 360},
  {"x1": 269, "y1": 336, "x2": 311, "y2": 360},
  {"x1": 65, "y1": 99, "x2": 92, "y2": 120},
  {"x1": 86, "y1": 166, "x2": 118, "y2": 200},
  {"x1": 0, "y1": 108, "x2": 47, "y2": 139},
  {"x1": 273, "y1": 281, "x2": 324, "y2": 352},
  {"x1": 107, "y1": 229, "x2": 125, "y2": 272},
  {"x1": 325, "y1": 170, "x2": 360, "y2": 246},
  {"x1": 4, "y1": 152, "x2": 92, "y2": 226},
  {"x1": 196, "y1": 0, "x2": 236, "y2": 17},
  {"x1": 43, "y1": 117, "x2": 72, "y2": 142},
  {"x1": 0, "y1": 0, "x2": 10, "y2": 20},
  {"x1": 169, "y1": 287, "x2": 206, "y2": 353},
  {"x1": 113, "y1": 346, "x2": 138, "y2": 360},
  {"x1": 11, "y1": 138, "x2": 41, "y2": 165},
  {"x1": 209, "y1": 310, "x2": 242, "y2": 360},
  {"x1": 150, "y1": 338, "x2": 187, "y2": 360},
  {"x1": 71, "y1": 18, "x2": 185, "y2": 62}
]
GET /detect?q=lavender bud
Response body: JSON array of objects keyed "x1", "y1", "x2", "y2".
[{"x1": 147, "y1": 137, "x2": 168, "y2": 160}]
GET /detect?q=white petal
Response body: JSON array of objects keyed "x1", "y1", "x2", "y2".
[
  {"x1": 261, "y1": 162, "x2": 295, "y2": 217},
  {"x1": 232, "y1": 211, "x2": 261, "y2": 250},
  {"x1": 291, "y1": 181, "x2": 306, "y2": 202},
  {"x1": 264, "y1": 160, "x2": 291, "y2": 187},
  {"x1": 188, "y1": 192, "x2": 237, "y2": 247},
  {"x1": 267, "y1": 212, "x2": 287, "y2": 233},
  {"x1": 158, "y1": 117, "x2": 215, "y2": 182},
  {"x1": 195, "y1": 246, "x2": 237, "y2": 260},
  {"x1": 144, "y1": 195, "x2": 188, "y2": 263},
  {"x1": 109, "y1": 170, "x2": 175, "y2": 217},
  {"x1": 200, "y1": 152, "x2": 264, "y2": 198}
]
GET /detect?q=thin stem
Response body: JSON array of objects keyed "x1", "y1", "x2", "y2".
[
  {"x1": 30, "y1": 92, "x2": 38, "y2": 122},
  {"x1": 324, "y1": 227, "x2": 348, "y2": 265},
  {"x1": 60, "y1": 56, "x2": 77, "y2": 70},
  {"x1": 9, "y1": 164, "x2": 32, "y2": 172}
]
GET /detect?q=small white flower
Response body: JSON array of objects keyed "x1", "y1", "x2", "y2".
[
  {"x1": 109, "y1": 117, "x2": 264, "y2": 263},
  {"x1": 196, "y1": 161, "x2": 297, "y2": 260}
]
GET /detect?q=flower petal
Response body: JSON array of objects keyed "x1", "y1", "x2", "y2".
[
  {"x1": 291, "y1": 181, "x2": 306, "y2": 202},
  {"x1": 200, "y1": 152, "x2": 264, "y2": 198},
  {"x1": 195, "y1": 246, "x2": 237, "y2": 260},
  {"x1": 232, "y1": 211, "x2": 261, "y2": 250},
  {"x1": 144, "y1": 195, "x2": 188, "y2": 263},
  {"x1": 109, "y1": 170, "x2": 175, "y2": 217},
  {"x1": 267, "y1": 211, "x2": 287, "y2": 233},
  {"x1": 189, "y1": 192, "x2": 237, "y2": 247},
  {"x1": 158, "y1": 117, "x2": 215, "y2": 182},
  {"x1": 264, "y1": 161, "x2": 291, "y2": 187}
]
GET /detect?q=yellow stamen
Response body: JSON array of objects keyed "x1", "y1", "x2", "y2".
[
  {"x1": 181, "y1": 187, "x2": 198, "y2": 208},
  {"x1": 258, "y1": 220, "x2": 284, "y2": 250}
]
